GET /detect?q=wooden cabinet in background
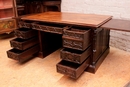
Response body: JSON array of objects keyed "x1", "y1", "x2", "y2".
[
  {"x1": 0, "y1": 0, "x2": 61, "y2": 34},
  {"x1": 7, "y1": 0, "x2": 61, "y2": 62},
  {"x1": 0, "y1": 0, "x2": 16, "y2": 34}
]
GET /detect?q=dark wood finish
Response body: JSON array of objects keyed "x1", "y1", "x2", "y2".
[
  {"x1": 15, "y1": 0, "x2": 61, "y2": 16},
  {"x1": 21, "y1": 12, "x2": 112, "y2": 28},
  {"x1": 43, "y1": 1, "x2": 61, "y2": 12},
  {"x1": 62, "y1": 27, "x2": 91, "y2": 51},
  {"x1": 31, "y1": 22, "x2": 67, "y2": 34},
  {"x1": 86, "y1": 47, "x2": 110, "y2": 73},
  {"x1": 10, "y1": 37, "x2": 39, "y2": 50},
  {"x1": 101, "y1": 19, "x2": 130, "y2": 32},
  {"x1": 15, "y1": 0, "x2": 43, "y2": 16},
  {"x1": 60, "y1": 47, "x2": 91, "y2": 64},
  {"x1": 84, "y1": 28, "x2": 110, "y2": 72},
  {"x1": 18, "y1": 20, "x2": 32, "y2": 28},
  {"x1": 14, "y1": 28, "x2": 37, "y2": 39},
  {"x1": 7, "y1": 45, "x2": 39, "y2": 63},
  {"x1": 16, "y1": 12, "x2": 112, "y2": 78},
  {"x1": 56, "y1": 56, "x2": 90, "y2": 79},
  {"x1": 39, "y1": 31, "x2": 62, "y2": 58}
]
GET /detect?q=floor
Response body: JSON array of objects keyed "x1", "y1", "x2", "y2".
[{"x1": 0, "y1": 34, "x2": 130, "y2": 87}]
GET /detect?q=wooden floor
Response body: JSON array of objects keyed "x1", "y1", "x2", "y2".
[{"x1": 0, "y1": 34, "x2": 130, "y2": 87}]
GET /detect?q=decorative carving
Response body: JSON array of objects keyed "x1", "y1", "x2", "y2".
[
  {"x1": 61, "y1": 51, "x2": 80, "y2": 64},
  {"x1": 14, "y1": 29, "x2": 37, "y2": 39},
  {"x1": 18, "y1": 21, "x2": 31, "y2": 28},
  {"x1": 63, "y1": 39, "x2": 83, "y2": 50},
  {"x1": 57, "y1": 65, "x2": 76, "y2": 78},
  {"x1": 7, "y1": 50, "x2": 19, "y2": 60},
  {"x1": 10, "y1": 42, "x2": 22, "y2": 50},
  {"x1": 63, "y1": 29, "x2": 84, "y2": 40},
  {"x1": 31, "y1": 23, "x2": 63, "y2": 34}
]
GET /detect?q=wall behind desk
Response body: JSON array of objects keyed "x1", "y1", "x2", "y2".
[{"x1": 61, "y1": 0, "x2": 130, "y2": 52}]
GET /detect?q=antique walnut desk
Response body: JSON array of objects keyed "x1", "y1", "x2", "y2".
[{"x1": 7, "y1": 12, "x2": 112, "y2": 79}]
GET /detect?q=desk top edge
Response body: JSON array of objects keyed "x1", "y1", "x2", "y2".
[{"x1": 20, "y1": 12, "x2": 112, "y2": 28}]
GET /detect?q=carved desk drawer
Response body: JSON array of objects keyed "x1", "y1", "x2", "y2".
[
  {"x1": 62, "y1": 27, "x2": 91, "y2": 51},
  {"x1": 56, "y1": 56, "x2": 90, "y2": 79},
  {"x1": 31, "y1": 22, "x2": 67, "y2": 34},
  {"x1": 18, "y1": 21, "x2": 32, "y2": 28},
  {"x1": 60, "y1": 46, "x2": 91, "y2": 64},
  {"x1": 7, "y1": 45, "x2": 39, "y2": 62},
  {"x1": 14, "y1": 28, "x2": 37, "y2": 39},
  {"x1": 10, "y1": 37, "x2": 39, "y2": 50}
]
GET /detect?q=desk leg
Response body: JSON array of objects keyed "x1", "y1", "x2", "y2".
[{"x1": 38, "y1": 31, "x2": 44, "y2": 58}]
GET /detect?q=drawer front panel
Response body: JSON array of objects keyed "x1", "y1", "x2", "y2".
[
  {"x1": 31, "y1": 23, "x2": 67, "y2": 34},
  {"x1": 14, "y1": 28, "x2": 37, "y2": 39},
  {"x1": 18, "y1": 21, "x2": 31, "y2": 28},
  {"x1": 62, "y1": 27, "x2": 91, "y2": 51},
  {"x1": 60, "y1": 47, "x2": 91, "y2": 64},
  {"x1": 7, "y1": 45, "x2": 39, "y2": 62},
  {"x1": 56, "y1": 56, "x2": 90, "y2": 79},
  {"x1": 63, "y1": 27, "x2": 90, "y2": 40},
  {"x1": 63, "y1": 37, "x2": 90, "y2": 51},
  {"x1": 10, "y1": 37, "x2": 39, "y2": 50}
]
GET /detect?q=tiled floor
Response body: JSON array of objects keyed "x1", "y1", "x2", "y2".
[{"x1": 0, "y1": 34, "x2": 130, "y2": 87}]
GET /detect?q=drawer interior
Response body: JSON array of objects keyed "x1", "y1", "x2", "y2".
[
  {"x1": 16, "y1": 28, "x2": 32, "y2": 32},
  {"x1": 11, "y1": 38, "x2": 29, "y2": 42},
  {"x1": 8, "y1": 48, "x2": 24, "y2": 54},
  {"x1": 64, "y1": 26, "x2": 90, "y2": 32},
  {"x1": 61, "y1": 48, "x2": 83, "y2": 54},
  {"x1": 58, "y1": 60, "x2": 81, "y2": 69}
]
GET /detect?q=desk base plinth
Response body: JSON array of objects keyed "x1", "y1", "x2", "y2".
[{"x1": 86, "y1": 47, "x2": 110, "y2": 73}]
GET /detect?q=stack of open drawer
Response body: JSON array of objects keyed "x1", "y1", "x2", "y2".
[
  {"x1": 56, "y1": 26, "x2": 92, "y2": 79},
  {"x1": 7, "y1": 22, "x2": 39, "y2": 63}
]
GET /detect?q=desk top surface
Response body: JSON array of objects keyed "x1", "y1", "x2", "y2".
[
  {"x1": 21, "y1": 12, "x2": 112, "y2": 28},
  {"x1": 102, "y1": 19, "x2": 130, "y2": 32}
]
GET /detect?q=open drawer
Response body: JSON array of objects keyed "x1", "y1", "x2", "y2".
[
  {"x1": 14, "y1": 28, "x2": 37, "y2": 39},
  {"x1": 56, "y1": 56, "x2": 90, "y2": 79},
  {"x1": 7, "y1": 45, "x2": 39, "y2": 63},
  {"x1": 60, "y1": 46, "x2": 91, "y2": 64},
  {"x1": 10, "y1": 37, "x2": 39, "y2": 50},
  {"x1": 62, "y1": 26, "x2": 91, "y2": 51}
]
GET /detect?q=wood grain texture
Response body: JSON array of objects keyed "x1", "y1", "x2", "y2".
[
  {"x1": 102, "y1": 19, "x2": 130, "y2": 32},
  {"x1": 21, "y1": 12, "x2": 112, "y2": 27}
]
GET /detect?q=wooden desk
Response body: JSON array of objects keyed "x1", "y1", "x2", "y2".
[{"x1": 8, "y1": 12, "x2": 112, "y2": 79}]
